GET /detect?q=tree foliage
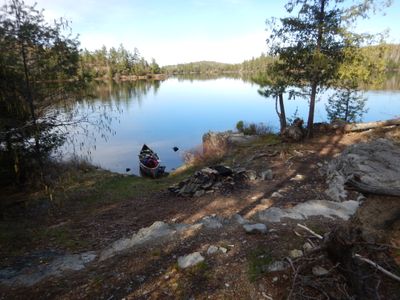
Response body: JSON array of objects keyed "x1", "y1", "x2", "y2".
[
  {"x1": 267, "y1": 0, "x2": 390, "y2": 137},
  {"x1": 0, "y1": 0, "x2": 84, "y2": 185},
  {"x1": 79, "y1": 45, "x2": 160, "y2": 80}
]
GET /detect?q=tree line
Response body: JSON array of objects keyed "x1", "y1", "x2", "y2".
[
  {"x1": 79, "y1": 45, "x2": 161, "y2": 80},
  {"x1": 0, "y1": 0, "x2": 396, "y2": 189}
]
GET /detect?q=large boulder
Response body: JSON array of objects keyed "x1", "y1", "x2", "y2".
[
  {"x1": 325, "y1": 138, "x2": 400, "y2": 201},
  {"x1": 282, "y1": 118, "x2": 304, "y2": 142}
]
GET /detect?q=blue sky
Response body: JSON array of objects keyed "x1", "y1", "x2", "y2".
[{"x1": 22, "y1": 0, "x2": 400, "y2": 66}]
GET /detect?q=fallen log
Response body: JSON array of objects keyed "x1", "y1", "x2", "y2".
[{"x1": 343, "y1": 118, "x2": 400, "y2": 132}]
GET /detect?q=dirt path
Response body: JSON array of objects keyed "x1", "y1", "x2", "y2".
[{"x1": 1, "y1": 127, "x2": 399, "y2": 299}]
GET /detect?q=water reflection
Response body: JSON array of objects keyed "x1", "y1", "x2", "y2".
[{"x1": 64, "y1": 75, "x2": 400, "y2": 175}]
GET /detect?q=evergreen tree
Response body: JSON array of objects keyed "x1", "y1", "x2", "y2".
[
  {"x1": 267, "y1": 0, "x2": 391, "y2": 137},
  {"x1": 0, "y1": 0, "x2": 83, "y2": 184}
]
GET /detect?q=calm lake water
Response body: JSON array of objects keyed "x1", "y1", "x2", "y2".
[{"x1": 65, "y1": 76, "x2": 400, "y2": 174}]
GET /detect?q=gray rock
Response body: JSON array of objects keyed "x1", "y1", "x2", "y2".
[
  {"x1": 325, "y1": 139, "x2": 400, "y2": 201},
  {"x1": 312, "y1": 266, "x2": 329, "y2": 276},
  {"x1": 219, "y1": 247, "x2": 228, "y2": 254},
  {"x1": 271, "y1": 192, "x2": 283, "y2": 198},
  {"x1": 0, "y1": 251, "x2": 96, "y2": 287},
  {"x1": 231, "y1": 214, "x2": 249, "y2": 225},
  {"x1": 257, "y1": 200, "x2": 359, "y2": 223},
  {"x1": 178, "y1": 252, "x2": 204, "y2": 269},
  {"x1": 263, "y1": 261, "x2": 289, "y2": 273},
  {"x1": 289, "y1": 249, "x2": 303, "y2": 259},
  {"x1": 282, "y1": 125, "x2": 304, "y2": 142},
  {"x1": 290, "y1": 174, "x2": 305, "y2": 181},
  {"x1": 243, "y1": 223, "x2": 267, "y2": 234},
  {"x1": 100, "y1": 221, "x2": 189, "y2": 261},
  {"x1": 198, "y1": 215, "x2": 223, "y2": 229},
  {"x1": 207, "y1": 245, "x2": 219, "y2": 255},
  {"x1": 302, "y1": 242, "x2": 313, "y2": 252},
  {"x1": 261, "y1": 169, "x2": 273, "y2": 180},
  {"x1": 246, "y1": 170, "x2": 258, "y2": 181},
  {"x1": 194, "y1": 189, "x2": 205, "y2": 197}
]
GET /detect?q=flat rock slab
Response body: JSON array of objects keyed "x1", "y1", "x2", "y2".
[
  {"x1": 100, "y1": 221, "x2": 190, "y2": 261},
  {"x1": 198, "y1": 215, "x2": 224, "y2": 229},
  {"x1": 243, "y1": 223, "x2": 267, "y2": 234},
  {"x1": 325, "y1": 139, "x2": 400, "y2": 201},
  {"x1": 263, "y1": 261, "x2": 289, "y2": 273},
  {"x1": 0, "y1": 252, "x2": 96, "y2": 287},
  {"x1": 178, "y1": 252, "x2": 205, "y2": 269},
  {"x1": 257, "y1": 200, "x2": 359, "y2": 223}
]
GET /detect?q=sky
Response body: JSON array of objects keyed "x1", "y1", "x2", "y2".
[{"x1": 18, "y1": 0, "x2": 400, "y2": 66}]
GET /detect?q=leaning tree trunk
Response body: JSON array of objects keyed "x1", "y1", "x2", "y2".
[
  {"x1": 344, "y1": 118, "x2": 400, "y2": 132},
  {"x1": 307, "y1": 83, "x2": 317, "y2": 138},
  {"x1": 278, "y1": 93, "x2": 287, "y2": 133}
]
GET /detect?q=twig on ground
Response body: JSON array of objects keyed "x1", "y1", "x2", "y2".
[
  {"x1": 354, "y1": 254, "x2": 400, "y2": 282},
  {"x1": 293, "y1": 230, "x2": 302, "y2": 237},
  {"x1": 286, "y1": 257, "x2": 296, "y2": 272},
  {"x1": 262, "y1": 291, "x2": 273, "y2": 300},
  {"x1": 297, "y1": 224, "x2": 323, "y2": 240},
  {"x1": 307, "y1": 238, "x2": 316, "y2": 248}
]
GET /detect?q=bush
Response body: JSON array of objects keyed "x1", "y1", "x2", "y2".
[{"x1": 236, "y1": 121, "x2": 273, "y2": 136}]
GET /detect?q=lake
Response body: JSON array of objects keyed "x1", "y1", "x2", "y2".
[{"x1": 64, "y1": 76, "x2": 400, "y2": 174}]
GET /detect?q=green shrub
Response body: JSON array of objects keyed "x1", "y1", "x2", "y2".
[{"x1": 236, "y1": 121, "x2": 273, "y2": 136}]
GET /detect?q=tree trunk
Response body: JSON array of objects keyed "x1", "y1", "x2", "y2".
[
  {"x1": 307, "y1": 83, "x2": 317, "y2": 138},
  {"x1": 278, "y1": 93, "x2": 287, "y2": 133},
  {"x1": 343, "y1": 118, "x2": 400, "y2": 132},
  {"x1": 306, "y1": 0, "x2": 326, "y2": 138}
]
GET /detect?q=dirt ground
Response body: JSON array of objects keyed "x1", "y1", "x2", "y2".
[{"x1": 1, "y1": 127, "x2": 399, "y2": 299}]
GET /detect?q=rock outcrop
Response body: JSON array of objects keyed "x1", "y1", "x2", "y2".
[{"x1": 325, "y1": 139, "x2": 400, "y2": 201}]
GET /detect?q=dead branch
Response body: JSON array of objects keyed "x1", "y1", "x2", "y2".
[
  {"x1": 297, "y1": 224, "x2": 324, "y2": 240},
  {"x1": 343, "y1": 118, "x2": 400, "y2": 132},
  {"x1": 354, "y1": 254, "x2": 400, "y2": 282}
]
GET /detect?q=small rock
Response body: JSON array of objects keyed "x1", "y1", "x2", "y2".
[
  {"x1": 263, "y1": 261, "x2": 289, "y2": 272},
  {"x1": 246, "y1": 170, "x2": 257, "y2": 181},
  {"x1": 178, "y1": 252, "x2": 204, "y2": 269},
  {"x1": 260, "y1": 169, "x2": 273, "y2": 180},
  {"x1": 231, "y1": 214, "x2": 249, "y2": 225},
  {"x1": 289, "y1": 249, "x2": 303, "y2": 259},
  {"x1": 271, "y1": 192, "x2": 283, "y2": 198},
  {"x1": 225, "y1": 283, "x2": 230, "y2": 287},
  {"x1": 260, "y1": 198, "x2": 273, "y2": 205},
  {"x1": 207, "y1": 245, "x2": 219, "y2": 255},
  {"x1": 290, "y1": 174, "x2": 305, "y2": 181},
  {"x1": 212, "y1": 165, "x2": 233, "y2": 176},
  {"x1": 312, "y1": 266, "x2": 329, "y2": 276},
  {"x1": 272, "y1": 276, "x2": 278, "y2": 282},
  {"x1": 219, "y1": 247, "x2": 228, "y2": 254},
  {"x1": 243, "y1": 223, "x2": 267, "y2": 234},
  {"x1": 194, "y1": 189, "x2": 205, "y2": 197},
  {"x1": 302, "y1": 242, "x2": 313, "y2": 252}
]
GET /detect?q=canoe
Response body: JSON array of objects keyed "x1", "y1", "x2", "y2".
[{"x1": 138, "y1": 144, "x2": 165, "y2": 178}]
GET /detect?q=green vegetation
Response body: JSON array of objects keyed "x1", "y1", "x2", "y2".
[
  {"x1": 79, "y1": 45, "x2": 161, "y2": 80},
  {"x1": 264, "y1": 0, "x2": 391, "y2": 137},
  {"x1": 247, "y1": 247, "x2": 272, "y2": 282},
  {"x1": 162, "y1": 54, "x2": 274, "y2": 75},
  {"x1": 0, "y1": 0, "x2": 85, "y2": 187},
  {"x1": 235, "y1": 120, "x2": 273, "y2": 136}
]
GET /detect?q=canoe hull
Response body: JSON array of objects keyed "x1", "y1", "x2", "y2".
[{"x1": 138, "y1": 144, "x2": 165, "y2": 178}]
